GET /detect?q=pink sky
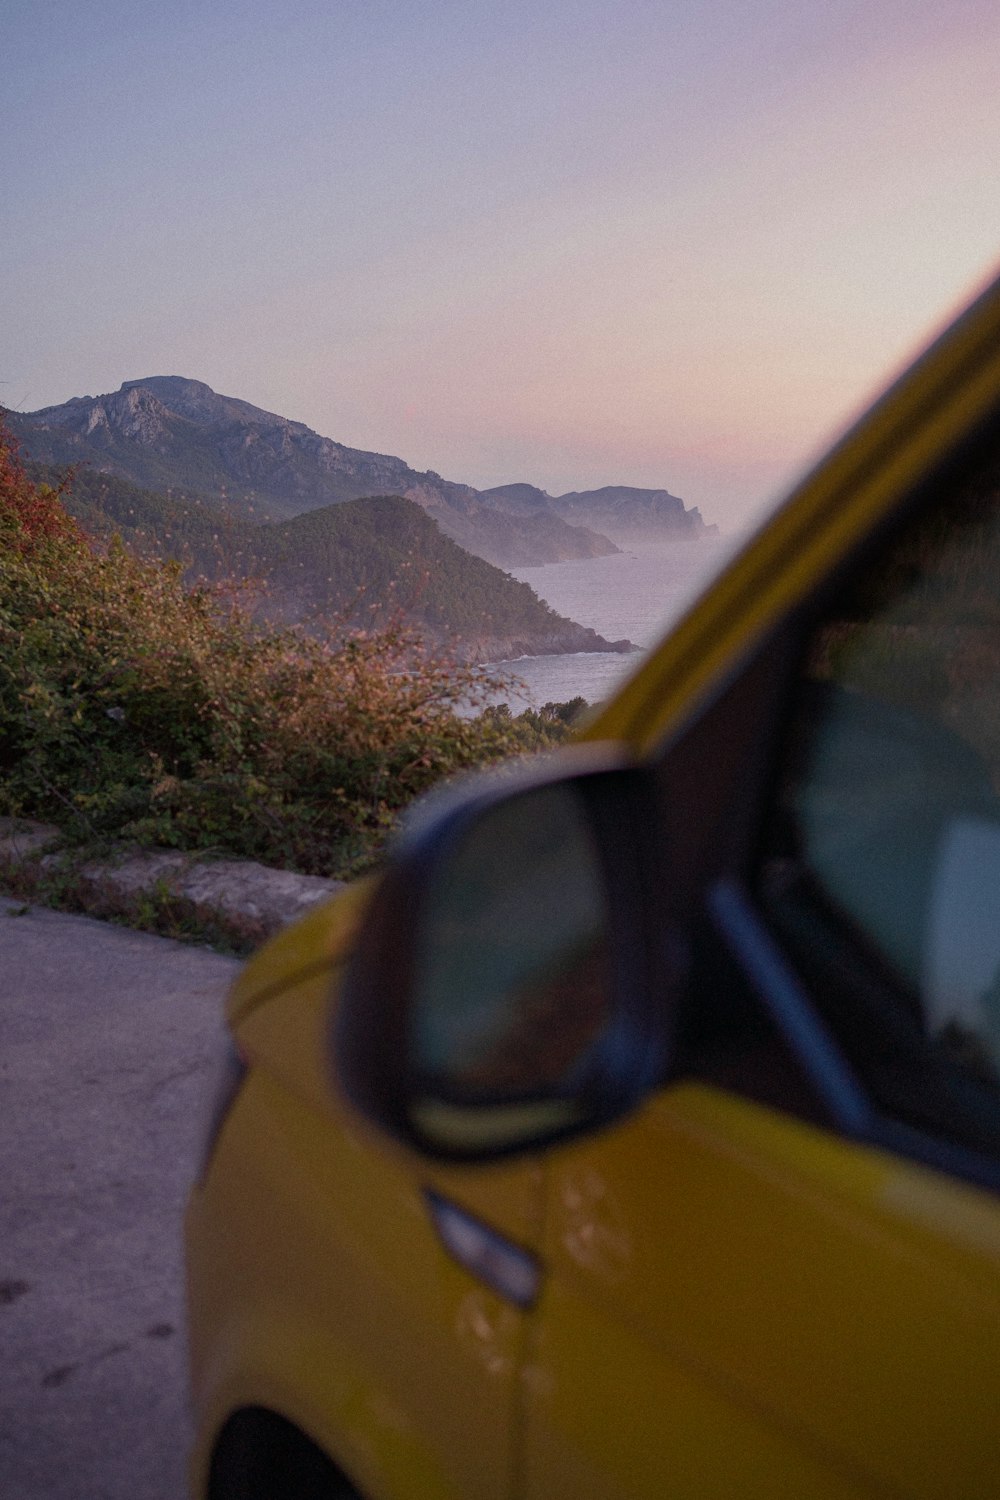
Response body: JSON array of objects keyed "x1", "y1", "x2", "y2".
[{"x1": 6, "y1": 1, "x2": 1000, "y2": 529}]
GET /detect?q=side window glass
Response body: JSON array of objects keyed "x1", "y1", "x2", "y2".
[{"x1": 759, "y1": 445, "x2": 1000, "y2": 1157}]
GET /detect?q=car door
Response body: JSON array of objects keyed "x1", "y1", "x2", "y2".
[
  {"x1": 197, "y1": 890, "x2": 544, "y2": 1500},
  {"x1": 519, "y1": 348, "x2": 1000, "y2": 1497}
]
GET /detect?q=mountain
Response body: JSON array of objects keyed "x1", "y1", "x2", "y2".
[
  {"x1": 480, "y1": 482, "x2": 718, "y2": 544},
  {"x1": 24, "y1": 461, "x2": 635, "y2": 663},
  {"x1": 8, "y1": 379, "x2": 619, "y2": 568},
  {"x1": 554, "y1": 485, "x2": 717, "y2": 542},
  {"x1": 477, "y1": 482, "x2": 555, "y2": 514},
  {"x1": 253, "y1": 496, "x2": 634, "y2": 661}
]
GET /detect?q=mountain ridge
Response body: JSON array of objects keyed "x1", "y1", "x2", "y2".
[
  {"x1": 10, "y1": 381, "x2": 615, "y2": 568},
  {"x1": 10, "y1": 377, "x2": 716, "y2": 563}
]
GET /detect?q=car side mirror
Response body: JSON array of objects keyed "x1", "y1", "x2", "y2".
[{"x1": 335, "y1": 748, "x2": 669, "y2": 1161}]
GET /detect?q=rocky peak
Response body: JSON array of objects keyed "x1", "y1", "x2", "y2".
[
  {"x1": 121, "y1": 375, "x2": 214, "y2": 412},
  {"x1": 30, "y1": 384, "x2": 175, "y2": 447},
  {"x1": 104, "y1": 385, "x2": 175, "y2": 444},
  {"x1": 551, "y1": 484, "x2": 717, "y2": 539},
  {"x1": 119, "y1": 377, "x2": 287, "y2": 430}
]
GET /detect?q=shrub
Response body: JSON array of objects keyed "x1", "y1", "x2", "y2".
[{"x1": 1, "y1": 421, "x2": 572, "y2": 876}]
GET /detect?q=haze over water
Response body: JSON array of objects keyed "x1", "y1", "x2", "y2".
[{"x1": 489, "y1": 536, "x2": 735, "y2": 709}]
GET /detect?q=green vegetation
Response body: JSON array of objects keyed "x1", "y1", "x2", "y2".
[
  {"x1": 24, "y1": 461, "x2": 230, "y2": 557},
  {"x1": 2, "y1": 427, "x2": 584, "y2": 878},
  {"x1": 24, "y1": 460, "x2": 611, "y2": 654},
  {"x1": 256, "y1": 494, "x2": 581, "y2": 644}
]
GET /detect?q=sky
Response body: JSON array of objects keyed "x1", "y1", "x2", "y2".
[{"x1": 5, "y1": 0, "x2": 1000, "y2": 530}]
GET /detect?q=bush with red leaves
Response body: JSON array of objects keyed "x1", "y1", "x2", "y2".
[{"x1": 0, "y1": 419, "x2": 82, "y2": 556}]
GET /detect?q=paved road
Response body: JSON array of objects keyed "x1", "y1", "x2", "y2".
[{"x1": 1, "y1": 899, "x2": 241, "y2": 1500}]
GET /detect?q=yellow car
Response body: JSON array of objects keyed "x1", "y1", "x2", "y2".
[{"x1": 186, "y1": 270, "x2": 1000, "y2": 1500}]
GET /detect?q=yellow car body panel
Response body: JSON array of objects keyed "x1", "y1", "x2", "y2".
[
  {"x1": 187, "y1": 1079, "x2": 536, "y2": 1500},
  {"x1": 525, "y1": 1086, "x2": 1000, "y2": 1499},
  {"x1": 188, "y1": 955, "x2": 544, "y2": 1500},
  {"x1": 186, "y1": 268, "x2": 1000, "y2": 1497},
  {"x1": 225, "y1": 873, "x2": 378, "y2": 1027}
]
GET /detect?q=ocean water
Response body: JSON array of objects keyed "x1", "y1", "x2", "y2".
[{"x1": 485, "y1": 537, "x2": 735, "y2": 710}]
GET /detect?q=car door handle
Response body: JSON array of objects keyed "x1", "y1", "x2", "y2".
[{"x1": 426, "y1": 1190, "x2": 541, "y2": 1308}]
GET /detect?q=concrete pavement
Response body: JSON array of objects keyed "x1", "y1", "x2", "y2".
[{"x1": 0, "y1": 899, "x2": 241, "y2": 1499}]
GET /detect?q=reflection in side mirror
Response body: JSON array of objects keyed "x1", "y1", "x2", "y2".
[
  {"x1": 414, "y1": 783, "x2": 611, "y2": 1089},
  {"x1": 336, "y1": 751, "x2": 664, "y2": 1161},
  {"x1": 411, "y1": 783, "x2": 612, "y2": 1150}
]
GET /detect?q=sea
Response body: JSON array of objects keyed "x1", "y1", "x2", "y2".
[{"x1": 484, "y1": 536, "x2": 737, "y2": 711}]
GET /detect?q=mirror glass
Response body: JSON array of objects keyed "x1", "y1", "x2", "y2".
[{"x1": 410, "y1": 782, "x2": 612, "y2": 1146}]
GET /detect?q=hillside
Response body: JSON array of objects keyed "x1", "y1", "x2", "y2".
[
  {"x1": 24, "y1": 462, "x2": 634, "y2": 661},
  {"x1": 25, "y1": 462, "x2": 227, "y2": 557},
  {"x1": 2, "y1": 425, "x2": 590, "y2": 880},
  {"x1": 10, "y1": 379, "x2": 619, "y2": 568},
  {"x1": 253, "y1": 496, "x2": 634, "y2": 660}
]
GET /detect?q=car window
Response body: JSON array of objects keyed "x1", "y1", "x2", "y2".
[{"x1": 758, "y1": 436, "x2": 1000, "y2": 1160}]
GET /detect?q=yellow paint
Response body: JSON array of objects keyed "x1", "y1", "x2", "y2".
[
  {"x1": 525, "y1": 1086, "x2": 1000, "y2": 1499},
  {"x1": 186, "y1": 272, "x2": 1000, "y2": 1498},
  {"x1": 187, "y1": 1055, "x2": 542, "y2": 1500},
  {"x1": 226, "y1": 873, "x2": 377, "y2": 1027}
]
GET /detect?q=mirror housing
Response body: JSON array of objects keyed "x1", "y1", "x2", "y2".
[{"x1": 335, "y1": 746, "x2": 670, "y2": 1161}]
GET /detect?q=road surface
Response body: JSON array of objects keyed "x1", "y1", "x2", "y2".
[{"x1": 1, "y1": 898, "x2": 241, "y2": 1499}]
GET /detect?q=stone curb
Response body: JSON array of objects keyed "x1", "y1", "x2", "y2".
[{"x1": 0, "y1": 818, "x2": 346, "y2": 952}]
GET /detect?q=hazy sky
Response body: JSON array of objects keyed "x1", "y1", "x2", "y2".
[{"x1": 6, "y1": 0, "x2": 1000, "y2": 528}]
